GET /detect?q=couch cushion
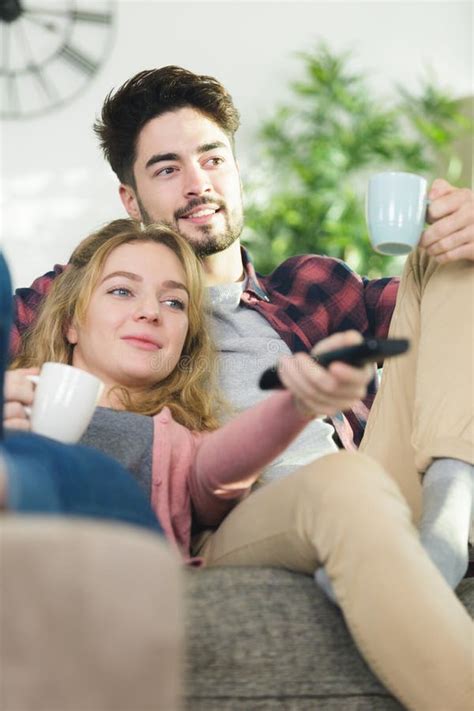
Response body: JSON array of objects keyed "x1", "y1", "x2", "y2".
[
  {"x1": 0, "y1": 517, "x2": 183, "y2": 711},
  {"x1": 184, "y1": 566, "x2": 473, "y2": 711}
]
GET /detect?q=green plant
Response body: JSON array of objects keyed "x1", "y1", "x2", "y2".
[{"x1": 242, "y1": 43, "x2": 472, "y2": 277}]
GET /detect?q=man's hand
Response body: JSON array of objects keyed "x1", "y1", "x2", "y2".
[
  {"x1": 277, "y1": 331, "x2": 375, "y2": 419},
  {"x1": 3, "y1": 368, "x2": 39, "y2": 431},
  {"x1": 420, "y1": 179, "x2": 474, "y2": 263}
]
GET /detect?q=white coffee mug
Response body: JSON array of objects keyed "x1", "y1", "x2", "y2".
[
  {"x1": 366, "y1": 171, "x2": 429, "y2": 255},
  {"x1": 27, "y1": 363, "x2": 103, "y2": 444}
]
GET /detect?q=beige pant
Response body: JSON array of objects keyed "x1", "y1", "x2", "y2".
[{"x1": 196, "y1": 250, "x2": 474, "y2": 711}]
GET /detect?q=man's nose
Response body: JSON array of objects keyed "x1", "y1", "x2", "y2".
[{"x1": 184, "y1": 165, "x2": 212, "y2": 198}]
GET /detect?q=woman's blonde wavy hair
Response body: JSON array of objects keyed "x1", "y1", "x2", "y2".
[{"x1": 14, "y1": 219, "x2": 224, "y2": 430}]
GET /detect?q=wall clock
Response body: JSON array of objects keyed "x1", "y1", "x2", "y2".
[{"x1": 0, "y1": 0, "x2": 116, "y2": 120}]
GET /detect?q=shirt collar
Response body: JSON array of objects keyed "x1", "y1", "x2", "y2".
[{"x1": 241, "y1": 246, "x2": 270, "y2": 302}]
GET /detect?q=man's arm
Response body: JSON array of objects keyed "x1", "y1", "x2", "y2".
[
  {"x1": 11, "y1": 265, "x2": 66, "y2": 358},
  {"x1": 363, "y1": 182, "x2": 474, "y2": 336},
  {"x1": 362, "y1": 275, "x2": 400, "y2": 341}
]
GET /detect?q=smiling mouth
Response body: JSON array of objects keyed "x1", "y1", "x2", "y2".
[
  {"x1": 180, "y1": 207, "x2": 222, "y2": 223},
  {"x1": 122, "y1": 337, "x2": 161, "y2": 351}
]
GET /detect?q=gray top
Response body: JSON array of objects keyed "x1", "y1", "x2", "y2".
[
  {"x1": 208, "y1": 280, "x2": 338, "y2": 486},
  {"x1": 80, "y1": 407, "x2": 153, "y2": 496}
]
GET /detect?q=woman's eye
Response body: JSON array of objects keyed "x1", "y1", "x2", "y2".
[
  {"x1": 108, "y1": 287, "x2": 132, "y2": 297},
  {"x1": 162, "y1": 298, "x2": 185, "y2": 310}
]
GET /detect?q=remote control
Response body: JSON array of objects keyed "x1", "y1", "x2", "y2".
[{"x1": 259, "y1": 337, "x2": 409, "y2": 390}]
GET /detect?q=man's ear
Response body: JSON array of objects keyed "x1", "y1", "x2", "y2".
[
  {"x1": 119, "y1": 184, "x2": 142, "y2": 221},
  {"x1": 66, "y1": 322, "x2": 78, "y2": 345}
]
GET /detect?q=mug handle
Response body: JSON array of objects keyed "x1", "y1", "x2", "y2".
[{"x1": 24, "y1": 374, "x2": 39, "y2": 417}]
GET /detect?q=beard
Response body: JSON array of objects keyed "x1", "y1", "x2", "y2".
[{"x1": 136, "y1": 194, "x2": 244, "y2": 259}]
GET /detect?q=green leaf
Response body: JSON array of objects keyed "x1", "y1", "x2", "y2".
[{"x1": 244, "y1": 42, "x2": 471, "y2": 278}]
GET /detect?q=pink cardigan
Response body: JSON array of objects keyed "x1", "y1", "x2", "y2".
[{"x1": 150, "y1": 391, "x2": 311, "y2": 558}]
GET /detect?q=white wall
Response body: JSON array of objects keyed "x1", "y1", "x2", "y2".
[{"x1": 1, "y1": 0, "x2": 472, "y2": 288}]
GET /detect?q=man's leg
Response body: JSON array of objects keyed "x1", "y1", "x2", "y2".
[
  {"x1": 196, "y1": 452, "x2": 472, "y2": 711},
  {"x1": 360, "y1": 249, "x2": 474, "y2": 520},
  {"x1": 359, "y1": 250, "x2": 473, "y2": 589},
  {"x1": 319, "y1": 252, "x2": 474, "y2": 598}
]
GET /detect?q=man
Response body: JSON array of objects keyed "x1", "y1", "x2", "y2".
[
  {"x1": 95, "y1": 67, "x2": 473, "y2": 592},
  {"x1": 13, "y1": 64, "x2": 473, "y2": 556},
  {"x1": 10, "y1": 66, "x2": 474, "y2": 709}
]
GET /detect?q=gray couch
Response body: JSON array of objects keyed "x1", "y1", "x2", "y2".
[
  {"x1": 185, "y1": 566, "x2": 473, "y2": 711},
  {"x1": 1, "y1": 517, "x2": 472, "y2": 711}
]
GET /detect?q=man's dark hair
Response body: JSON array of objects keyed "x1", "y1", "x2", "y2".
[{"x1": 93, "y1": 65, "x2": 240, "y2": 186}]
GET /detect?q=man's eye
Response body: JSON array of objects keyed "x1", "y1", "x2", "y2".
[
  {"x1": 156, "y1": 166, "x2": 176, "y2": 177},
  {"x1": 205, "y1": 156, "x2": 224, "y2": 167},
  {"x1": 108, "y1": 287, "x2": 132, "y2": 297}
]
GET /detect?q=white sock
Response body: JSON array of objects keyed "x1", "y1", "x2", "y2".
[
  {"x1": 314, "y1": 567, "x2": 339, "y2": 606},
  {"x1": 315, "y1": 458, "x2": 473, "y2": 603},
  {"x1": 419, "y1": 458, "x2": 473, "y2": 589}
]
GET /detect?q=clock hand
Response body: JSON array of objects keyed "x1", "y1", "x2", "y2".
[
  {"x1": 15, "y1": 17, "x2": 58, "y2": 101},
  {"x1": 22, "y1": 7, "x2": 112, "y2": 24},
  {"x1": 22, "y1": 6, "x2": 112, "y2": 33},
  {"x1": 22, "y1": 12, "x2": 59, "y2": 33}
]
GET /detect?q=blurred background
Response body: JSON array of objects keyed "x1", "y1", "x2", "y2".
[{"x1": 1, "y1": 0, "x2": 472, "y2": 288}]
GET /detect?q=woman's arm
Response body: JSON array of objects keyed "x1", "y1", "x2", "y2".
[
  {"x1": 189, "y1": 390, "x2": 311, "y2": 526},
  {"x1": 190, "y1": 331, "x2": 374, "y2": 527}
]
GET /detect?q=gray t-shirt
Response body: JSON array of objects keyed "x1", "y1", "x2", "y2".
[
  {"x1": 80, "y1": 407, "x2": 153, "y2": 496},
  {"x1": 208, "y1": 280, "x2": 338, "y2": 485}
]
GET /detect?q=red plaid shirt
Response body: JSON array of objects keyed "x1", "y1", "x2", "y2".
[
  {"x1": 11, "y1": 248, "x2": 399, "y2": 448},
  {"x1": 239, "y1": 249, "x2": 399, "y2": 449},
  {"x1": 11, "y1": 263, "x2": 66, "y2": 358}
]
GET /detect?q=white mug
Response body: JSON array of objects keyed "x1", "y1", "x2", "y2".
[
  {"x1": 366, "y1": 171, "x2": 429, "y2": 255},
  {"x1": 27, "y1": 363, "x2": 103, "y2": 444}
]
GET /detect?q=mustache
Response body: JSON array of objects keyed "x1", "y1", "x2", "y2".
[{"x1": 174, "y1": 197, "x2": 226, "y2": 220}]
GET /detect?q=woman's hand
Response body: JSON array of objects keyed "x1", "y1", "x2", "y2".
[
  {"x1": 3, "y1": 368, "x2": 40, "y2": 431},
  {"x1": 277, "y1": 331, "x2": 375, "y2": 419}
]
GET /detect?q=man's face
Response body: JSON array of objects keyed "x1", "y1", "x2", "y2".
[{"x1": 120, "y1": 107, "x2": 244, "y2": 258}]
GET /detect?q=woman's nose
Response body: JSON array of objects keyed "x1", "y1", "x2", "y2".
[{"x1": 134, "y1": 301, "x2": 161, "y2": 322}]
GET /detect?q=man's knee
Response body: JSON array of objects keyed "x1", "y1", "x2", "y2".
[{"x1": 290, "y1": 451, "x2": 404, "y2": 513}]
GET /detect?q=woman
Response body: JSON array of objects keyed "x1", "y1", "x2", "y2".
[
  {"x1": 6, "y1": 220, "x2": 347, "y2": 550},
  {"x1": 4, "y1": 220, "x2": 472, "y2": 711},
  {"x1": 0, "y1": 246, "x2": 182, "y2": 711}
]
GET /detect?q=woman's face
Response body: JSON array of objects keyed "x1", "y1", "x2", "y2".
[{"x1": 67, "y1": 241, "x2": 190, "y2": 395}]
